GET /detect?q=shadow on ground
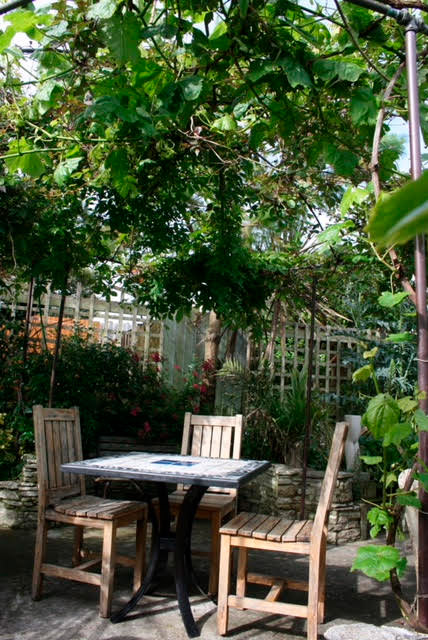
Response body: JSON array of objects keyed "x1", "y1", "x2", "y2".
[{"x1": 0, "y1": 522, "x2": 416, "y2": 640}]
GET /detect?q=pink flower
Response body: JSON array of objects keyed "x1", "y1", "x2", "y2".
[
  {"x1": 150, "y1": 352, "x2": 162, "y2": 362},
  {"x1": 143, "y1": 421, "x2": 151, "y2": 433},
  {"x1": 130, "y1": 406, "x2": 142, "y2": 416},
  {"x1": 174, "y1": 365, "x2": 182, "y2": 371},
  {"x1": 193, "y1": 383, "x2": 200, "y2": 391},
  {"x1": 200, "y1": 384, "x2": 208, "y2": 394}
]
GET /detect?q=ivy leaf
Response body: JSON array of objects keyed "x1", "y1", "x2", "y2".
[
  {"x1": 103, "y1": 12, "x2": 142, "y2": 64},
  {"x1": 53, "y1": 156, "x2": 83, "y2": 186},
  {"x1": 382, "y1": 422, "x2": 412, "y2": 447},
  {"x1": 384, "y1": 332, "x2": 415, "y2": 343},
  {"x1": 378, "y1": 291, "x2": 410, "y2": 308},
  {"x1": 351, "y1": 545, "x2": 406, "y2": 581},
  {"x1": 362, "y1": 393, "x2": 400, "y2": 440},
  {"x1": 367, "y1": 172, "x2": 428, "y2": 247},
  {"x1": 87, "y1": 0, "x2": 118, "y2": 20},
  {"x1": 180, "y1": 76, "x2": 203, "y2": 101}
]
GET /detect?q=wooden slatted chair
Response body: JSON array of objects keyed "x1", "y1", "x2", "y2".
[
  {"x1": 217, "y1": 421, "x2": 348, "y2": 640},
  {"x1": 32, "y1": 405, "x2": 148, "y2": 617},
  {"x1": 167, "y1": 412, "x2": 244, "y2": 595}
]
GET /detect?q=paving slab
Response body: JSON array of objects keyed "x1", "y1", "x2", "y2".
[{"x1": 0, "y1": 523, "x2": 418, "y2": 640}]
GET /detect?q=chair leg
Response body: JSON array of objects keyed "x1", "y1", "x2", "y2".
[
  {"x1": 133, "y1": 515, "x2": 147, "y2": 592},
  {"x1": 209, "y1": 512, "x2": 222, "y2": 595},
  {"x1": 317, "y1": 545, "x2": 327, "y2": 622},
  {"x1": 217, "y1": 534, "x2": 232, "y2": 636},
  {"x1": 72, "y1": 525, "x2": 84, "y2": 566},
  {"x1": 236, "y1": 546, "x2": 248, "y2": 600},
  {"x1": 99, "y1": 521, "x2": 117, "y2": 618},
  {"x1": 307, "y1": 546, "x2": 322, "y2": 640},
  {"x1": 32, "y1": 517, "x2": 48, "y2": 600}
]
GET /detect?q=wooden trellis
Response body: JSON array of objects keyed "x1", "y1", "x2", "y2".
[{"x1": 1, "y1": 288, "x2": 357, "y2": 397}]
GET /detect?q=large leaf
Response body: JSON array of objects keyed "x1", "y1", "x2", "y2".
[
  {"x1": 415, "y1": 409, "x2": 428, "y2": 431},
  {"x1": 362, "y1": 393, "x2": 400, "y2": 440},
  {"x1": 352, "y1": 545, "x2": 407, "y2": 581},
  {"x1": 87, "y1": 0, "x2": 118, "y2": 20},
  {"x1": 180, "y1": 76, "x2": 203, "y2": 101},
  {"x1": 4, "y1": 139, "x2": 46, "y2": 177},
  {"x1": 103, "y1": 12, "x2": 142, "y2": 64},
  {"x1": 53, "y1": 157, "x2": 83, "y2": 186},
  {"x1": 352, "y1": 364, "x2": 373, "y2": 383},
  {"x1": 384, "y1": 332, "x2": 415, "y2": 343},
  {"x1": 279, "y1": 57, "x2": 312, "y2": 88},
  {"x1": 378, "y1": 291, "x2": 410, "y2": 308},
  {"x1": 382, "y1": 422, "x2": 412, "y2": 448},
  {"x1": 313, "y1": 59, "x2": 364, "y2": 83},
  {"x1": 350, "y1": 87, "x2": 378, "y2": 125},
  {"x1": 367, "y1": 172, "x2": 428, "y2": 247},
  {"x1": 341, "y1": 185, "x2": 370, "y2": 215}
]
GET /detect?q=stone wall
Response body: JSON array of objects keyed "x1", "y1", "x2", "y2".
[
  {"x1": 0, "y1": 457, "x2": 370, "y2": 543},
  {"x1": 0, "y1": 454, "x2": 38, "y2": 528},
  {"x1": 238, "y1": 466, "x2": 367, "y2": 544}
]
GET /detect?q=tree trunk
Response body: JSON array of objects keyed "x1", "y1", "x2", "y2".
[{"x1": 48, "y1": 284, "x2": 67, "y2": 408}]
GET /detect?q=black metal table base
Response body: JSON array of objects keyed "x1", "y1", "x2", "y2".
[{"x1": 111, "y1": 482, "x2": 208, "y2": 638}]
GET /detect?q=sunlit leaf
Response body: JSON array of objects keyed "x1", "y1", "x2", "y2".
[
  {"x1": 367, "y1": 172, "x2": 428, "y2": 247},
  {"x1": 378, "y1": 291, "x2": 410, "y2": 308}
]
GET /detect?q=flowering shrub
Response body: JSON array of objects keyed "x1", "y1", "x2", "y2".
[{"x1": 0, "y1": 331, "x2": 215, "y2": 478}]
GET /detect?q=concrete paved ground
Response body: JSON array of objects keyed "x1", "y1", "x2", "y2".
[{"x1": 0, "y1": 523, "x2": 417, "y2": 640}]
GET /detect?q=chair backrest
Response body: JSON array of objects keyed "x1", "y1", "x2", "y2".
[
  {"x1": 311, "y1": 421, "x2": 348, "y2": 544},
  {"x1": 33, "y1": 405, "x2": 85, "y2": 508},
  {"x1": 178, "y1": 412, "x2": 244, "y2": 496}
]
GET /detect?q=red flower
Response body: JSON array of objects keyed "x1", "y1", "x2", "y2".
[
  {"x1": 200, "y1": 384, "x2": 208, "y2": 394},
  {"x1": 202, "y1": 359, "x2": 215, "y2": 372},
  {"x1": 150, "y1": 352, "x2": 162, "y2": 362},
  {"x1": 193, "y1": 405, "x2": 200, "y2": 413},
  {"x1": 143, "y1": 421, "x2": 151, "y2": 433},
  {"x1": 130, "y1": 406, "x2": 142, "y2": 416},
  {"x1": 193, "y1": 370, "x2": 199, "y2": 378},
  {"x1": 174, "y1": 365, "x2": 182, "y2": 371},
  {"x1": 193, "y1": 383, "x2": 200, "y2": 390}
]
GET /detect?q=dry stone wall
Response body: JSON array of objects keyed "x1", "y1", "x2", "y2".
[
  {"x1": 238, "y1": 466, "x2": 365, "y2": 544},
  {"x1": 1, "y1": 457, "x2": 367, "y2": 543},
  {"x1": 0, "y1": 455, "x2": 38, "y2": 528}
]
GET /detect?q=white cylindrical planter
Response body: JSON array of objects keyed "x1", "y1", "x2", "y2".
[{"x1": 344, "y1": 414, "x2": 362, "y2": 471}]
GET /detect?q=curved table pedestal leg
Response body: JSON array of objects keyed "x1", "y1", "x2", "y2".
[
  {"x1": 111, "y1": 484, "x2": 171, "y2": 623},
  {"x1": 175, "y1": 484, "x2": 208, "y2": 638}
]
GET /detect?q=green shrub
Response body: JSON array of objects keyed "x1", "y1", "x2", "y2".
[{"x1": 0, "y1": 330, "x2": 214, "y2": 478}]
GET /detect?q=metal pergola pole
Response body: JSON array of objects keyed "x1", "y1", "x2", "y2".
[{"x1": 343, "y1": 0, "x2": 428, "y2": 623}]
